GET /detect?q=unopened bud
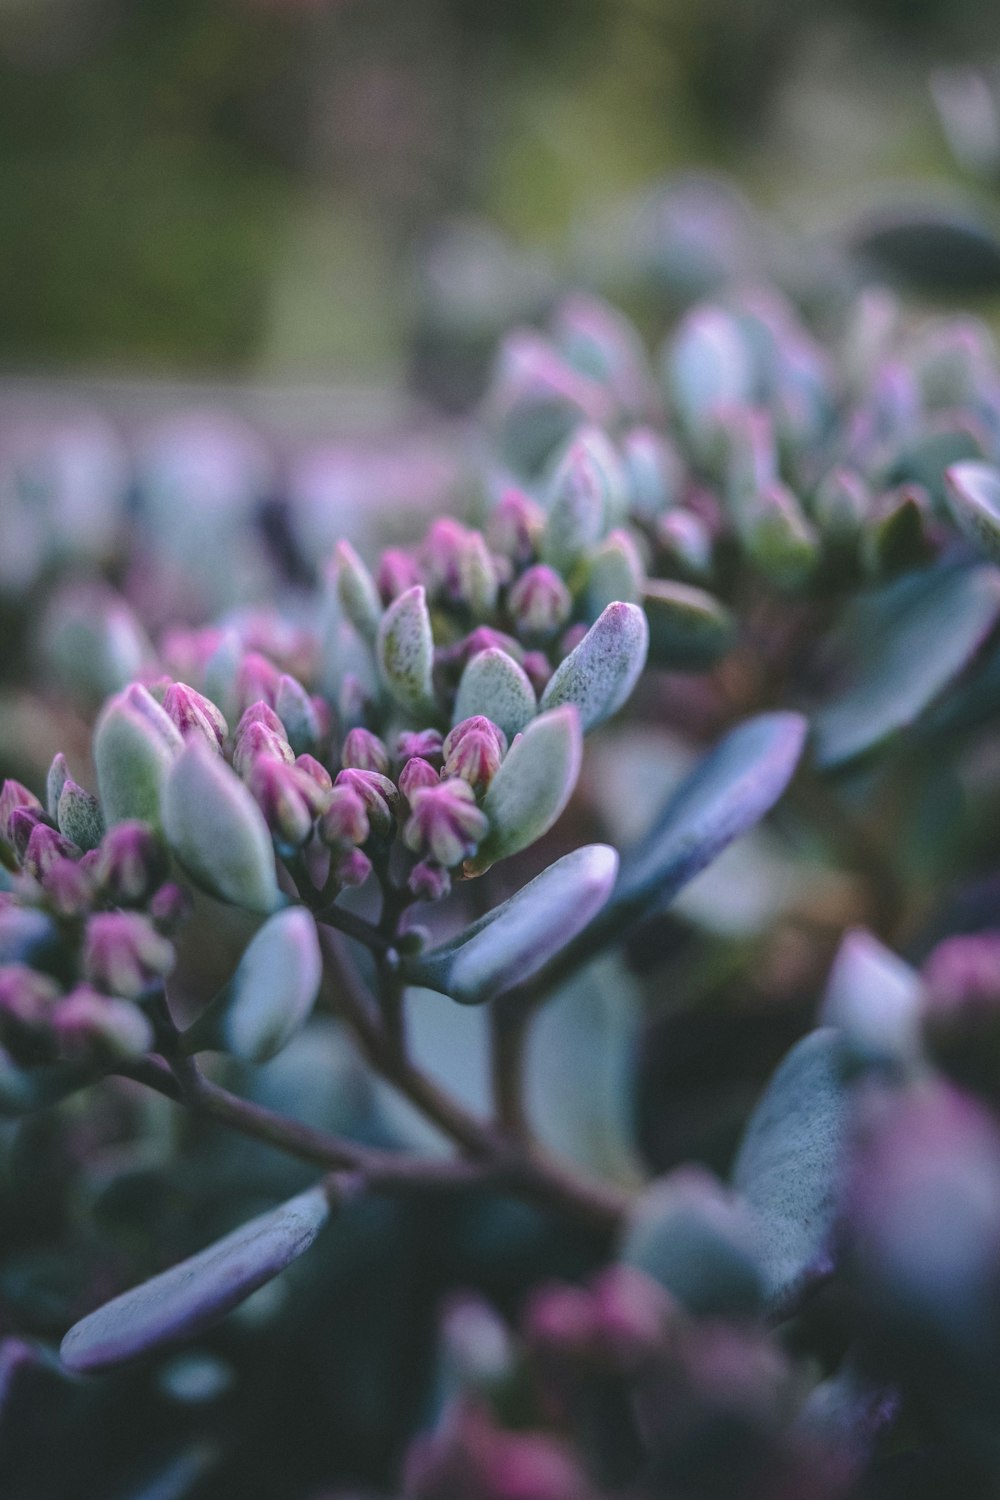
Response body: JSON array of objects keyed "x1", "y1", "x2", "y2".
[
  {"x1": 508, "y1": 565, "x2": 572, "y2": 640},
  {"x1": 399, "y1": 757, "x2": 441, "y2": 801},
  {"x1": 319, "y1": 784, "x2": 370, "y2": 849},
  {"x1": 922, "y1": 932, "x2": 1000, "y2": 1099},
  {"x1": 246, "y1": 758, "x2": 325, "y2": 848},
  {"x1": 341, "y1": 727, "x2": 390, "y2": 776},
  {"x1": 94, "y1": 821, "x2": 169, "y2": 906},
  {"x1": 42, "y1": 857, "x2": 95, "y2": 919},
  {"x1": 408, "y1": 860, "x2": 451, "y2": 903},
  {"x1": 161, "y1": 682, "x2": 228, "y2": 749},
  {"x1": 443, "y1": 717, "x2": 507, "y2": 789},
  {"x1": 0, "y1": 781, "x2": 44, "y2": 852},
  {"x1": 295, "y1": 754, "x2": 333, "y2": 795},
  {"x1": 149, "y1": 881, "x2": 193, "y2": 934},
  {"x1": 24, "y1": 823, "x2": 80, "y2": 881},
  {"x1": 54, "y1": 987, "x2": 153, "y2": 1064},
  {"x1": 397, "y1": 728, "x2": 444, "y2": 765},
  {"x1": 331, "y1": 846, "x2": 372, "y2": 888},
  {"x1": 488, "y1": 489, "x2": 544, "y2": 565},
  {"x1": 377, "y1": 547, "x2": 422, "y2": 603},
  {"x1": 403, "y1": 779, "x2": 488, "y2": 867},
  {"x1": 84, "y1": 911, "x2": 175, "y2": 999}
]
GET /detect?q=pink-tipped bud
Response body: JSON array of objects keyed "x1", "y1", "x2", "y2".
[
  {"x1": 0, "y1": 781, "x2": 44, "y2": 849},
  {"x1": 246, "y1": 758, "x2": 325, "y2": 848},
  {"x1": 161, "y1": 682, "x2": 228, "y2": 749},
  {"x1": 333, "y1": 769, "x2": 400, "y2": 840},
  {"x1": 53, "y1": 986, "x2": 153, "y2": 1064},
  {"x1": 319, "y1": 784, "x2": 370, "y2": 849},
  {"x1": 442, "y1": 717, "x2": 507, "y2": 789},
  {"x1": 84, "y1": 911, "x2": 175, "y2": 999},
  {"x1": 397, "y1": 728, "x2": 444, "y2": 764},
  {"x1": 521, "y1": 651, "x2": 553, "y2": 696},
  {"x1": 94, "y1": 821, "x2": 169, "y2": 906},
  {"x1": 403, "y1": 779, "x2": 488, "y2": 868},
  {"x1": 0, "y1": 964, "x2": 60, "y2": 1063},
  {"x1": 508, "y1": 565, "x2": 572, "y2": 640},
  {"x1": 41, "y1": 857, "x2": 95, "y2": 919},
  {"x1": 149, "y1": 881, "x2": 193, "y2": 934},
  {"x1": 331, "y1": 846, "x2": 372, "y2": 888},
  {"x1": 422, "y1": 517, "x2": 470, "y2": 602},
  {"x1": 408, "y1": 859, "x2": 452, "y2": 903},
  {"x1": 236, "y1": 652, "x2": 280, "y2": 712},
  {"x1": 341, "y1": 727, "x2": 390, "y2": 776},
  {"x1": 461, "y1": 626, "x2": 524, "y2": 666},
  {"x1": 295, "y1": 753, "x2": 334, "y2": 795},
  {"x1": 378, "y1": 547, "x2": 422, "y2": 603},
  {"x1": 232, "y1": 710, "x2": 294, "y2": 779},
  {"x1": 488, "y1": 488, "x2": 544, "y2": 565},
  {"x1": 24, "y1": 824, "x2": 80, "y2": 881},
  {"x1": 399, "y1": 757, "x2": 441, "y2": 802}
]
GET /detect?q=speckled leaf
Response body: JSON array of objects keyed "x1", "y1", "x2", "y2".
[
  {"x1": 61, "y1": 1187, "x2": 331, "y2": 1373},
  {"x1": 812, "y1": 563, "x2": 1000, "y2": 768},
  {"x1": 376, "y1": 584, "x2": 435, "y2": 718},
  {"x1": 540, "y1": 601, "x2": 649, "y2": 731},
  {"x1": 453, "y1": 647, "x2": 536, "y2": 739},
  {"x1": 732, "y1": 1029, "x2": 852, "y2": 1310}
]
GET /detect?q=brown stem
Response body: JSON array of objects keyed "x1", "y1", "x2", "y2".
[{"x1": 490, "y1": 997, "x2": 532, "y2": 1139}]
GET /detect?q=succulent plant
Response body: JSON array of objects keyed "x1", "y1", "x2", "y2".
[{"x1": 11, "y1": 260, "x2": 1000, "y2": 1498}]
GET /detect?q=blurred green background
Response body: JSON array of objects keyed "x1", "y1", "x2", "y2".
[{"x1": 2, "y1": 0, "x2": 1000, "y2": 385}]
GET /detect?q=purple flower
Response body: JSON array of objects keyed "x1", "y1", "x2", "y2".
[
  {"x1": 403, "y1": 779, "x2": 488, "y2": 867},
  {"x1": 443, "y1": 717, "x2": 507, "y2": 790}
]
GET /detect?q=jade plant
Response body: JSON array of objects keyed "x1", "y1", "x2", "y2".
[{"x1": 8, "y1": 275, "x2": 1000, "y2": 1498}]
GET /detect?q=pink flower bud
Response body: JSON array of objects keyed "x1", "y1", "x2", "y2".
[
  {"x1": 399, "y1": 757, "x2": 441, "y2": 802},
  {"x1": 319, "y1": 784, "x2": 370, "y2": 849},
  {"x1": 41, "y1": 857, "x2": 95, "y2": 919},
  {"x1": 149, "y1": 881, "x2": 193, "y2": 934},
  {"x1": 94, "y1": 821, "x2": 169, "y2": 906},
  {"x1": 422, "y1": 517, "x2": 470, "y2": 601},
  {"x1": 0, "y1": 964, "x2": 60, "y2": 1063},
  {"x1": 246, "y1": 758, "x2": 325, "y2": 847},
  {"x1": 0, "y1": 781, "x2": 43, "y2": 848},
  {"x1": 8, "y1": 806, "x2": 46, "y2": 862},
  {"x1": 378, "y1": 547, "x2": 422, "y2": 603},
  {"x1": 341, "y1": 727, "x2": 390, "y2": 775},
  {"x1": 488, "y1": 488, "x2": 544, "y2": 565},
  {"x1": 403, "y1": 779, "x2": 488, "y2": 868},
  {"x1": 408, "y1": 859, "x2": 451, "y2": 903},
  {"x1": 53, "y1": 986, "x2": 153, "y2": 1063},
  {"x1": 161, "y1": 682, "x2": 228, "y2": 749},
  {"x1": 521, "y1": 651, "x2": 553, "y2": 696},
  {"x1": 295, "y1": 753, "x2": 333, "y2": 795},
  {"x1": 84, "y1": 912, "x2": 175, "y2": 999},
  {"x1": 331, "y1": 846, "x2": 372, "y2": 888},
  {"x1": 443, "y1": 717, "x2": 507, "y2": 789},
  {"x1": 334, "y1": 769, "x2": 400, "y2": 840},
  {"x1": 232, "y1": 715, "x2": 294, "y2": 779},
  {"x1": 23, "y1": 823, "x2": 79, "y2": 880},
  {"x1": 397, "y1": 728, "x2": 444, "y2": 764},
  {"x1": 508, "y1": 565, "x2": 572, "y2": 640}
]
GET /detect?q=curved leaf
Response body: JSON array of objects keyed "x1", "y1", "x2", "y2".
[
  {"x1": 453, "y1": 647, "x2": 536, "y2": 739},
  {"x1": 163, "y1": 740, "x2": 281, "y2": 914},
  {"x1": 405, "y1": 844, "x2": 618, "y2": 1004},
  {"x1": 644, "y1": 579, "x2": 736, "y2": 669},
  {"x1": 732, "y1": 1029, "x2": 852, "y2": 1310},
  {"x1": 812, "y1": 564, "x2": 1000, "y2": 769},
  {"x1": 61, "y1": 1186, "x2": 331, "y2": 1373},
  {"x1": 946, "y1": 460, "x2": 1000, "y2": 562},
  {"x1": 540, "y1": 601, "x2": 649, "y2": 731},
  {"x1": 468, "y1": 706, "x2": 582, "y2": 873}
]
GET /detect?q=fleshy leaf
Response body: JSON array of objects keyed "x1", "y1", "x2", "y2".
[
  {"x1": 163, "y1": 740, "x2": 281, "y2": 913},
  {"x1": 453, "y1": 648, "x2": 536, "y2": 740},
  {"x1": 644, "y1": 579, "x2": 736, "y2": 669},
  {"x1": 820, "y1": 928, "x2": 923, "y2": 1068},
  {"x1": 584, "y1": 529, "x2": 645, "y2": 618},
  {"x1": 60, "y1": 1186, "x2": 331, "y2": 1372},
  {"x1": 333, "y1": 539, "x2": 383, "y2": 644},
  {"x1": 528, "y1": 712, "x2": 806, "y2": 991},
  {"x1": 405, "y1": 844, "x2": 618, "y2": 1004},
  {"x1": 184, "y1": 908, "x2": 322, "y2": 1062},
  {"x1": 848, "y1": 203, "x2": 1000, "y2": 294},
  {"x1": 732, "y1": 1029, "x2": 852, "y2": 1310},
  {"x1": 94, "y1": 687, "x2": 181, "y2": 827},
  {"x1": 812, "y1": 563, "x2": 1000, "y2": 768},
  {"x1": 621, "y1": 1168, "x2": 764, "y2": 1315},
  {"x1": 945, "y1": 460, "x2": 1000, "y2": 562},
  {"x1": 467, "y1": 706, "x2": 582, "y2": 873},
  {"x1": 540, "y1": 601, "x2": 649, "y2": 732},
  {"x1": 376, "y1": 584, "x2": 435, "y2": 718}
]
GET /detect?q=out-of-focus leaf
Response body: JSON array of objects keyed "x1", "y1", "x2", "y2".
[
  {"x1": 621, "y1": 1167, "x2": 764, "y2": 1315},
  {"x1": 60, "y1": 1186, "x2": 331, "y2": 1373},
  {"x1": 644, "y1": 579, "x2": 736, "y2": 669},
  {"x1": 539, "y1": 601, "x2": 649, "y2": 731},
  {"x1": 732, "y1": 1029, "x2": 852, "y2": 1310},
  {"x1": 946, "y1": 460, "x2": 1000, "y2": 562},
  {"x1": 848, "y1": 204, "x2": 1000, "y2": 295},
  {"x1": 820, "y1": 929, "x2": 923, "y2": 1068},
  {"x1": 812, "y1": 564, "x2": 1000, "y2": 768}
]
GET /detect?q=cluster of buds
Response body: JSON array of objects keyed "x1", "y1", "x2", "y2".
[
  {"x1": 405, "y1": 1264, "x2": 857, "y2": 1500},
  {"x1": 0, "y1": 775, "x2": 186, "y2": 1081}
]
